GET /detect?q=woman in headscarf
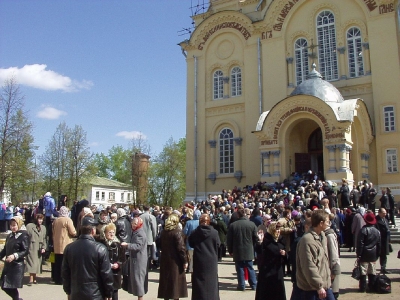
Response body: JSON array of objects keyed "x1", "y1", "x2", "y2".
[
  {"x1": 25, "y1": 213, "x2": 47, "y2": 285},
  {"x1": 97, "y1": 210, "x2": 111, "y2": 241},
  {"x1": 76, "y1": 206, "x2": 93, "y2": 236},
  {"x1": 189, "y1": 214, "x2": 220, "y2": 300},
  {"x1": 0, "y1": 216, "x2": 29, "y2": 300},
  {"x1": 157, "y1": 214, "x2": 188, "y2": 300},
  {"x1": 102, "y1": 222, "x2": 125, "y2": 300},
  {"x1": 121, "y1": 217, "x2": 148, "y2": 300},
  {"x1": 52, "y1": 206, "x2": 76, "y2": 285},
  {"x1": 255, "y1": 221, "x2": 286, "y2": 300}
]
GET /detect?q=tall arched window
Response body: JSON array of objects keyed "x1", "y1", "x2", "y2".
[
  {"x1": 231, "y1": 67, "x2": 242, "y2": 97},
  {"x1": 213, "y1": 70, "x2": 224, "y2": 99},
  {"x1": 219, "y1": 128, "x2": 234, "y2": 174},
  {"x1": 317, "y1": 11, "x2": 338, "y2": 81},
  {"x1": 294, "y1": 38, "x2": 309, "y2": 85},
  {"x1": 347, "y1": 27, "x2": 364, "y2": 78}
]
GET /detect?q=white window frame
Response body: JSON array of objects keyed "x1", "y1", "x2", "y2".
[
  {"x1": 121, "y1": 193, "x2": 124, "y2": 202},
  {"x1": 219, "y1": 128, "x2": 234, "y2": 174},
  {"x1": 101, "y1": 192, "x2": 105, "y2": 201},
  {"x1": 109, "y1": 192, "x2": 115, "y2": 200},
  {"x1": 317, "y1": 11, "x2": 339, "y2": 81},
  {"x1": 384, "y1": 106, "x2": 395, "y2": 132},
  {"x1": 294, "y1": 38, "x2": 309, "y2": 85},
  {"x1": 127, "y1": 193, "x2": 131, "y2": 201},
  {"x1": 213, "y1": 70, "x2": 224, "y2": 99},
  {"x1": 231, "y1": 67, "x2": 242, "y2": 97},
  {"x1": 386, "y1": 148, "x2": 398, "y2": 173},
  {"x1": 347, "y1": 27, "x2": 364, "y2": 78},
  {"x1": 95, "y1": 191, "x2": 99, "y2": 200}
]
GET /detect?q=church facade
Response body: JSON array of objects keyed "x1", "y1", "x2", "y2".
[{"x1": 180, "y1": 0, "x2": 400, "y2": 202}]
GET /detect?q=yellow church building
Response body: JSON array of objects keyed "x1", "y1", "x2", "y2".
[{"x1": 180, "y1": 0, "x2": 400, "y2": 202}]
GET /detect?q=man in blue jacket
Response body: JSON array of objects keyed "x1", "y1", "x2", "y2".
[{"x1": 43, "y1": 192, "x2": 58, "y2": 226}]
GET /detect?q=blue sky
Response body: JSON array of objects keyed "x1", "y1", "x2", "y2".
[{"x1": 0, "y1": 0, "x2": 202, "y2": 157}]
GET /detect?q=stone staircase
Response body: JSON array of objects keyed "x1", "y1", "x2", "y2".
[{"x1": 389, "y1": 214, "x2": 400, "y2": 243}]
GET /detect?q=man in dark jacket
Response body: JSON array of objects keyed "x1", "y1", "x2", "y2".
[
  {"x1": 115, "y1": 208, "x2": 132, "y2": 243},
  {"x1": 375, "y1": 208, "x2": 391, "y2": 274},
  {"x1": 62, "y1": 217, "x2": 113, "y2": 300},
  {"x1": 367, "y1": 183, "x2": 378, "y2": 212},
  {"x1": 227, "y1": 208, "x2": 259, "y2": 291},
  {"x1": 356, "y1": 211, "x2": 381, "y2": 293}
]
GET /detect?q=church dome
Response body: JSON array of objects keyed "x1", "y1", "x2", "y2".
[{"x1": 290, "y1": 64, "x2": 344, "y2": 103}]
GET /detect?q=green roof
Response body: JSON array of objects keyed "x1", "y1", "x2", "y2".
[{"x1": 88, "y1": 176, "x2": 131, "y2": 188}]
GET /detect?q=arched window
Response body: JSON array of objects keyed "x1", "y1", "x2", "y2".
[
  {"x1": 347, "y1": 27, "x2": 364, "y2": 78},
  {"x1": 317, "y1": 11, "x2": 338, "y2": 81},
  {"x1": 213, "y1": 70, "x2": 224, "y2": 99},
  {"x1": 219, "y1": 128, "x2": 234, "y2": 174},
  {"x1": 294, "y1": 38, "x2": 309, "y2": 85},
  {"x1": 231, "y1": 67, "x2": 242, "y2": 97}
]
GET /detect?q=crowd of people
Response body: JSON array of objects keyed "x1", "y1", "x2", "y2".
[{"x1": 0, "y1": 175, "x2": 399, "y2": 300}]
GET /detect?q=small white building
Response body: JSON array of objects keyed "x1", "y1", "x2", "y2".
[{"x1": 84, "y1": 177, "x2": 134, "y2": 207}]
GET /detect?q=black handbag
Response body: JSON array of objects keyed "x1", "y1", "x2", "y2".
[
  {"x1": 351, "y1": 259, "x2": 360, "y2": 280},
  {"x1": 388, "y1": 243, "x2": 393, "y2": 253},
  {"x1": 374, "y1": 274, "x2": 391, "y2": 293}
]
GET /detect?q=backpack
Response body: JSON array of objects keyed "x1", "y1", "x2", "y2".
[{"x1": 374, "y1": 274, "x2": 391, "y2": 294}]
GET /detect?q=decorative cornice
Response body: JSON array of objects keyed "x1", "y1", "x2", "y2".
[
  {"x1": 233, "y1": 137, "x2": 243, "y2": 145},
  {"x1": 239, "y1": 0, "x2": 259, "y2": 6},
  {"x1": 337, "y1": 47, "x2": 346, "y2": 54},
  {"x1": 234, "y1": 171, "x2": 243, "y2": 183},
  {"x1": 271, "y1": 150, "x2": 280, "y2": 157},
  {"x1": 261, "y1": 151, "x2": 271, "y2": 158},
  {"x1": 206, "y1": 103, "x2": 245, "y2": 116},
  {"x1": 208, "y1": 172, "x2": 217, "y2": 184},
  {"x1": 326, "y1": 145, "x2": 336, "y2": 152},
  {"x1": 338, "y1": 83, "x2": 372, "y2": 97},
  {"x1": 208, "y1": 140, "x2": 217, "y2": 148}
]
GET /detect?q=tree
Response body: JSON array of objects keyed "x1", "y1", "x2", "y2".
[
  {"x1": 0, "y1": 77, "x2": 35, "y2": 203},
  {"x1": 39, "y1": 122, "x2": 69, "y2": 197},
  {"x1": 67, "y1": 125, "x2": 94, "y2": 201},
  {"x1": 147, "y1": 137, "x2": 186, "y2": 208},
  {"x1": 93, "y1": 152, "x2": 111, "y2": 178},
  {"x1": 93, "y1": 146, "x2": 132, "y2": 184},
  {"x1": 39, "y1": 122, "x2": 95, "y2": 202}
]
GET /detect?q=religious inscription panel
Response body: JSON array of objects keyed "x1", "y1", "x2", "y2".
[
  {"x1": 198, "y1": 22, "x2": 251, "y2": 50},
  {"x1": 272, "y1": 106, "x2": 330, "y2": 140}
]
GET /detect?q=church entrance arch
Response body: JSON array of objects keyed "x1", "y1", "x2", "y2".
[{"x1": 284, "y1": 118, "x2": 324, "y2": 179}]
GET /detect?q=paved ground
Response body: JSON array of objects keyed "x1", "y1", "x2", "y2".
[{"x1": 0, "y1": 244, "x2": 399, "y2": 300}]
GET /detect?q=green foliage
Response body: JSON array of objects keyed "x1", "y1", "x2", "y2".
[
  {"x1": 93, "y1": 146, "x2": 132, "y2": 184},
  {"x1": 0, "y1": 78, "x2": 35, "y2": 203},
  {"x1": 39, "y1": 122, "x2": 95, "y2": 201},
  {"x1": 147, "y1": 137, "x2": 186, "y2": 208}
]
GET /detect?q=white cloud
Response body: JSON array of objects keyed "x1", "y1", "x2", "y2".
[
  {"x1": 0, "y1": 64, "x2": 93, "y2": 92},
  {"x1": 36, "y1": 106, "x2": 67, "y2": 120},
  {"x1": 116, "y1": 131, "x2": 147, "y2": 140},
  {"x1": 89, "y1": 142, "x2": 100, "y2": 147}
]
